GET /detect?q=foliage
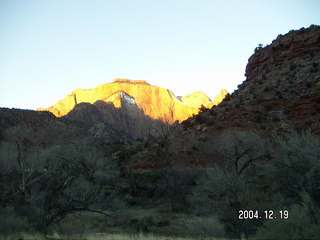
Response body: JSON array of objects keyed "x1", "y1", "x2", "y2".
[
  {"x1": 254, "y1": 43, "x2": 264, "y2": 53},
  {"x1": 1, "y1": 119, "x2": 319, "y2": 239},
  {"x1": 192, "y1": 167, "x2": 262, "y2": 238},
  {"x1": 192, "y1": 130, "x2": 320, "y2": 238},
  {"x1": 254, "y1": 194, "x2": 320, "y2": 239}
]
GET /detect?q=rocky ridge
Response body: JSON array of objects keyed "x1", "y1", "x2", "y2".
[{"x1": 183, "y1": 25, "x2": 320, "y2": 137}]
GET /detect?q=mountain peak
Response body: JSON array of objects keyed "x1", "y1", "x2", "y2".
[
  {"x1": 38, "y1": 80, "x2": 228, "y2": 124},
  {"x1": 113, "y1": 78, "x2": 151, "y2": 85},
  {"x1": 181, "y1": 92, "x2": 213, "y2": 109}
]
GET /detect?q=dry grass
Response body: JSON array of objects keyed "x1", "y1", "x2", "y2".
[{"x1": 0, "y1": 232, "x2": 232, "y2": 240}]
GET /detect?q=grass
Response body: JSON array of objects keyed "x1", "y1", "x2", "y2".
[{"x1": 0, "y1": 232, "x2": 233, "y2": 240}]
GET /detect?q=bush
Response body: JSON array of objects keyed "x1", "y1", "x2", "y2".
[
  {"x1": 254, "y1": 199, "x2": 320, "y2": 239},
  {"x1": 192, "y1": 166, "x2": 263, "y2": 238},
  {"x1": 223, "y1": 93, "x2": 231, "y2": 102},
  {"x1": 254, "y1": 43, "x2": 264, "y2": 53},
  {"x1": 184, "y1": 216, "x2": 225, "y2": 238},
  {"x1": 266, "y1": 131, "x2": 320, "y2": 206},
  {"x1": 254, "y1": 113, "x2": 264, "y2": 123},
  {"x1": 0, "y1": 207, "x2": 31, "y2": 234},
  {"x1": 290, "y1": 64, "x2": 297, "y2": 70},
  {"x1": 304, "y1": 80, "x2": 313, "y2": 88},
  {"x1": 192, "y1": 130, "x2": 320, "y2": 238}
]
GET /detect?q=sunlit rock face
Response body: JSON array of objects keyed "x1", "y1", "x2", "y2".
[
  {"x1": 38, "y1": 79, "x2": 228, "y2": 123},
  {"x1": 213, "y1": 89, "x2": 229, "y2": 105},
  {"x1": 181, "y1": 92, "x2": 214, "y2": 109}
]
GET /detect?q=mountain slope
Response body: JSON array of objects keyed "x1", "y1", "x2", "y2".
[{"x1": 183, "y1": 25, "x2": 320, "y2": 135}]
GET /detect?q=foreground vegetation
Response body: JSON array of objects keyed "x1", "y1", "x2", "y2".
[
  {"x1": 0, "y1": 119, "x2": 319, "y2": 239},
  {"x1": 0, "y1": 232, "x2": 232, "y2": 240}
]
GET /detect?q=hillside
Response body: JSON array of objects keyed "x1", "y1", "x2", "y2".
[{"x1": 182, "y1": 25, "x2": 320, "y2": 136}]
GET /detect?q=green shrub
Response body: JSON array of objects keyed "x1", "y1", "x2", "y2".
[
  {"x1": 304, "y1": 80, "x2": 313, "y2": 88},
  {"x1": 184, "y1": 216, "x2": 225, "y2": 238},
  {"x1": 192, "y1": 166, "x2": 263, "y2": 238},
  {"x1": 254, "y1": 200, "x2": 320, "y2": 240},
  {"x1": 289, "y1": 64, "x2": 297, "y2": 70},
  {"x1": 254, "y1": 43, "x2": 264, "y2": 53},
  {"x1": 0, "y1": 207, "x2": 31, "y2": 234}
]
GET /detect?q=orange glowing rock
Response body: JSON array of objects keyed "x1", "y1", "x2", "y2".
[{"x1": 37, "y1": 79, "x2": 228, "y2": 124}]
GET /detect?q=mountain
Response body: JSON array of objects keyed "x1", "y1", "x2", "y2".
[
  {"x1": 63, "y1": 91, "x2": 165, "y2": 137},
  {"x1": 182, "y1": 25, "x2": 320, "y2": 135},
  {"x1": 38, "y1": 79, "x2": 228, "y2": 124}
]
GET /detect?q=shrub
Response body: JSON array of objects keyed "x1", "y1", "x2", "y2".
[
  {"x1": 272, "y1": 115, "x2": 280, "y2": 122},
  {"x1": 304, "y1": 80, "x2": 313, "y2": 88},
  {"x1": 276, "y1": 34, "x2": 283, "y2": 39},
  {"x1": 262, "y1": 74, "x2": 267, "y2": 80},
  {"x1": 254, "y1": 200, "x2": 320, "y2": 240},
  {"x1": 276, "y1": 91, "x2": 283, "y2": 99},
  {"x1": 249, "y1": 86, "x2": 255, "y2": 94},
  {"x1": 282, "y1": 107, "x2": 291, "y2": 115},
  {"x1": 312, "y1": 61, "x2": 318, "y2": 68},
  {"x1": 198, "y1": 104, "x2": 208, "y2": 113},
  {"x1": 289, "y1": 64, "x2": 297, "y2": 70},
  {"x1": 193, "y1": 166, "x2": 263, "y2": 238},
  {"x1": 184, "y1": 216, "x2": 225, "y2": 238},
  {"x1": 254, "y1": 43, "x2": 264, "y2": 53},
  {"x1": 224, "y1": 93, "x2": 231, "y2": 101},
  {"x1": 0, "y1": 207, "x2": 31, "y2": 234},
  {"x1": 268, "y1": 131, "x2": 320, "y2": 204},
  {"x1": 254, "y1": 113, "x2": 264, "y2": 123}
]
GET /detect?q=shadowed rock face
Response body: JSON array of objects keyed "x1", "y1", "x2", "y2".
[
  {"x1": 182, "y1": 25, "x2": 320, "y2": 136},
  {"x1": 38, "y1": 79, "x2": 228, "y2": 124},
  {"x1": 246, "y1": 25, "x2": 320, "y2": 79},
  {"x1": 63, "y1": 92, "x2": 165, "y2": 137}
]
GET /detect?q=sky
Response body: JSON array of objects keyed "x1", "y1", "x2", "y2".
[{"x1": 0, "y1": 0, "x2": 319, "y2": 110}]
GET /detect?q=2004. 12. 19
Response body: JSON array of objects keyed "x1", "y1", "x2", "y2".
[{"x1": 238, "y1": 210, "x2": 289, "y2": 220}]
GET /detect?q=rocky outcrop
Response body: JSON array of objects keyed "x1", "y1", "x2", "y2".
[
  {"x1": 0, "y1": 108, "x2": 56, "y2": 130},
  {"x1": 181, "y1": 92, "x2": 214, "y2": 109},
  {"x1": 246, "y1": 25, "x2": 320, "y2": 79},
  {"x1": 38, "y1": 79, "x2": 227, "y2": 124},
  {"x1": 213, "y1": 89, "x2": 229, "y2": 105},
  {"x1": 183, "y1": 25, "x2": 320, "y2": 135}
]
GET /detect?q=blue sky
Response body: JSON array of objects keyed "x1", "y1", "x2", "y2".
[{"x1": 0, "y1": 0, "x2": 319, "y2": 110}]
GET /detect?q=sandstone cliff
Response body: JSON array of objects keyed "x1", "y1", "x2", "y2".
[
  {"x1": 63, "y1": 91, "x2": 164, "y2": 137},
  {"x1": 213, "y1": 89, "x2": 229, "y2": 106},
  {"x1": 38, "y1": 79, "x2": 228, "y2": 124},
  {"x1": 181, "y1": 92, "x2": 214, "y2": 109}
]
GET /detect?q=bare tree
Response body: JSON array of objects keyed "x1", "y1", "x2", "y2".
[{"x1": 219, "y1": 129, "x2": 270, "y2": 175}]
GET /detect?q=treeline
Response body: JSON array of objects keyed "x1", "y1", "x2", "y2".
[{"x1": 0, "y1": 121, "x2": 319, "y2": 239}]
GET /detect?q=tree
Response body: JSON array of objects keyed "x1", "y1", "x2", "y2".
[
  {"x1": 219, "y1": 129, "x2": 270, "y2": 175},
  {"x1": 254, "y1": 43, "x2": 264, "y2": 52},
  {"x1": 193, "y1": 167, "x2": 262, "y2": 238}
]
